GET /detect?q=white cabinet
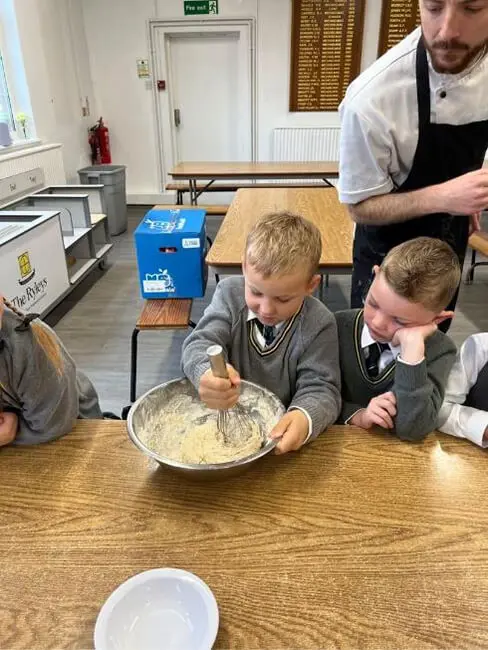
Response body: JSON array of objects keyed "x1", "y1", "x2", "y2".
[
  {"x1": 0, "y1": 176, "x2": 114, "y2": 316},
  {"x1": 0, "y1": 168, "x2": 45, "y2": 205},
  {"x1": 0, "y1": 211, "x2": 70, "y2": 315}
]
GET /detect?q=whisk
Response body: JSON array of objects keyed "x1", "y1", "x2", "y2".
[{"x1": 206, "y1": 345, "x2": 254, "y2": 444}]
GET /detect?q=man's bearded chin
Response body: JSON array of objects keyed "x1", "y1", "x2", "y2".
[{"x1": 423, "y1": 33, "x2": 488, "y2": 74}]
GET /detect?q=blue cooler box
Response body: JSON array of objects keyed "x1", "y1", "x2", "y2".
[{"x1": 134, "y1": 208, "x2": 207, "y2": 299}]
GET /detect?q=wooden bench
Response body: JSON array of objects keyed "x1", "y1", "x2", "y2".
[
  {"x1": 466, "y1": 231, "x2": 488, "y2": 283},
  {"x1": 130, "y1": 299, "x2": 196, "y2": 402},
  {"x1": 166, "y1": 181, "x2": 329, "y2": 204}
]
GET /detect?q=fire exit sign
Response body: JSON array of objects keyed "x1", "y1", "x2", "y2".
[{"x1": 184, "y1": 0, "x2": 218, "y2": 15}]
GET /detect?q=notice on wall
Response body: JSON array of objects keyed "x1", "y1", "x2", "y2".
[
  {"x1": 137, "y1": 59, "x2": 150, "y2": 79},
  {"x1": 378, "y1": 0, "x2": 420, "y2": 56},
  {"x1": 289, "y1": 0, "x2": 366, "y2": 112}
]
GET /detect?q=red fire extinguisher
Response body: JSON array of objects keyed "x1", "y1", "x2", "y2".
[{"x1": 89, "y1": 117, "x2": 112, "y2": 164}]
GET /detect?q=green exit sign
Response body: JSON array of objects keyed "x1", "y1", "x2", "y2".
[{"x1": 184, "y1": 0, "x2": 218, "y2": 15}]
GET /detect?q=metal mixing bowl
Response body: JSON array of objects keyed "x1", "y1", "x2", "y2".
[{"x1": 127, "y1": 378, "x2": 285, "y2": 480}]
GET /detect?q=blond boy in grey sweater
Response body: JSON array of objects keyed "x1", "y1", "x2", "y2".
[{"x1": 182, "y1": 212, "x2": 341, "y2": 454}]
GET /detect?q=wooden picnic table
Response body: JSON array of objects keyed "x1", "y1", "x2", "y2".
[
  {"x1": 206, "y1": 186, "x2": 353, "y2": 275},
  {"x1": 1, "y1": 419, "x2": 487, "y2": 649},
  {"x1": 169, "y1": 161, "x2": 339, "y2": 203}
]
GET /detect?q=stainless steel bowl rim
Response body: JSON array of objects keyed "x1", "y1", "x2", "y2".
[{"x1": 127, "y1": 377, "x2": 285, "y2": 471}]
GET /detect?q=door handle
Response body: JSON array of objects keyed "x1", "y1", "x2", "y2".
[{"x1": 174, "y1": 108, "x2": 181, "y2": 127}]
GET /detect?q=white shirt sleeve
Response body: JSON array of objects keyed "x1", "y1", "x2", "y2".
[
  {"x1": 338, "y1": 102, "x2": 394, "y2": 205},
  {"x1": 438, "y1": 334, "x2": 488, "y2": 448},
  {"x1": 397, "y1": 356, "x2": 424, "y2": 366}
]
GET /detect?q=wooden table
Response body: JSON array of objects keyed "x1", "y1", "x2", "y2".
[
  {"x1": 1, "y1": 421, "x2": 488, "y2": 649},
  {"x1": 206, "y1": 187, "x2": 353, "y2": 276},
  {"x1": 169, "y1": 161, "x2": 339, "y2": 204}
]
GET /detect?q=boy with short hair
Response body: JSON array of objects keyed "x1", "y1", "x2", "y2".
[
  {"x1": 438, "y1": 333, "x2": 488, "y2": 448},
  {"x1": 181, "y1": 211, "x2": 341, "y2": 454},
  {"x1": 336, "y1": 237, "x2": 459, "y2": 442}
]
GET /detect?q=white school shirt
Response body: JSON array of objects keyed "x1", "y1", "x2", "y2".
[
  {"x1": 438, "y1": 333, "x2": 488, "y2": 448},
  {"x1": 338, "y1": 28, "x2": 488, "y2": 205}
]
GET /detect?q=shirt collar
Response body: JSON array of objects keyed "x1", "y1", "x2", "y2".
[
  {"x1": 247, "y1": 310, "x2": 284, "y2": 331},
  {"x1": 361, "y1": 324, "x2": 401, "y2": 357}
]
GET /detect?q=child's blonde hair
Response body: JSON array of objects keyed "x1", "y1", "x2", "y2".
[
  {"x1": 380, "y1": 237, "x2": 461, "y2": 312},
  {"x1": 2, "y1": 298, "x2": 64, "y2": 375},
  {"x1": 244, "y1": 211, "x2": 322, "y2": 278}
]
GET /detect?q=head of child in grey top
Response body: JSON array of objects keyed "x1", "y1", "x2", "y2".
[
  {"x1": 363, "y1": 236, "x2": 461, "y2": 344},
  {"x1": 242, "y1": 211, "x2": 322, "y2": 326}
]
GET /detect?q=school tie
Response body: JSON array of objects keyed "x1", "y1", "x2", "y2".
[
  {"x1": 366, "y1": 342, "x2": 390, "y2": 378},
  {"x1": 255, "y1": 320, "x2": 276, "y2": 347}
]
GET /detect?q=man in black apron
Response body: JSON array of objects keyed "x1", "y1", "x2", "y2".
[{"x1": 339, "y1": 1, "x2": 488, "y2": 330}]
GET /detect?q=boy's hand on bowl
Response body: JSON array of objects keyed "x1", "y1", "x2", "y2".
[
  {"x1": 270, "y1": 410, "x2": 309, "y2": 455},
  {"x1": 0, "y1": 412, "x2": 18, "y2": 446},
  {"x1": 199, "y1": 365, "x2": 241, "y2": 410}
]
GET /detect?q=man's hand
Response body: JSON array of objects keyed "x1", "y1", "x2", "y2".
[
  {"x1": 270, "y1": 410, "x2": 309, "y2": 454},
  {"x1": 198, "y1": 364, "x2": 240, "y2": 410},
  {"x1": 0, "y1": 412, "x2": 18, "y2": 446},
  {"x1": 350, "y1": 392, "x2": 397, "y2": 430},
  {"x1": 435, "y1": 169, "x2": 488, "y2": 216}
]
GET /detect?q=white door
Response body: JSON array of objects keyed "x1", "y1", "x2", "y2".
[
  {"x1": 167, "y1": 32, "x2": 247, "y2": 162},
  {"x1": 155, "y1": 22, "x2": 254, "y2": 175}
]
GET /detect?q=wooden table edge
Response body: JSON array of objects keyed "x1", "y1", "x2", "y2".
[{"x1": 169, "y1": 172, "x2": 339, "y2": 180}]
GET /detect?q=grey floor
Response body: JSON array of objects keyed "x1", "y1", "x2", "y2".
[{"x1": 46, "y1": 206, "x2": 488, "y2": 416}]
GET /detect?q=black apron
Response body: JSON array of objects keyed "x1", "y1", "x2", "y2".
[{"x1": 351, "y1": 38, "x2": 488, "y2": 330}]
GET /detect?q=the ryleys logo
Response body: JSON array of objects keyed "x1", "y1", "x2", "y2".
[
  {"x1": 10, "y1": 248, "x2": 49, "y2": 310},
  {"x1": 17, "y1": 251, "x2": 35, "y2": 285}
]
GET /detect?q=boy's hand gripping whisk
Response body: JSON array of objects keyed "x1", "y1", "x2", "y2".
[{"x1": 206, "y1": 345, "x2": 254, "y2": 444}]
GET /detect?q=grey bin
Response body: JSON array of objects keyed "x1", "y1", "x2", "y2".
[{"x1": 78, "y1": 164, "x2": 127, "y2": 235}]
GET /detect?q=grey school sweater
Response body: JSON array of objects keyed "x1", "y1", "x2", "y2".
[
  {"x1": 335, "y1": 309, "x2": 457, "y2": 442},
  {"x1": 0, "y1": 309, "x2": 103, "y2": 445},
  {"x1": 181, "y1": 277, "x2": 341, "y2": 439}
]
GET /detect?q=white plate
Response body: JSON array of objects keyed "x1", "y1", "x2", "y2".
[{"x1": 94, "y1": 568, "x2": 219, "y2": 650}]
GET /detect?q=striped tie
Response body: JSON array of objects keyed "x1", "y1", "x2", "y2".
[
  {"x1": 255, "y1": 320, "x2": 276, "y2": 346},
  {"x1": 366, "y1": 342, "x2": 389, "y2": 377}
]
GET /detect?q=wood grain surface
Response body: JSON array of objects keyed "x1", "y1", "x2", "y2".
[
  {"x1": 170, "y1": 161, "x2": 339, "y2": 179},
  {"x1": 206, "y1": 187, "x2": 353, "y2": 269},
  {"x1": 1, "y1": 421, "x2": 488, "y2": 649},
  {"x1": 136, "y1": 299, "x2": 193, "y2": 329}
]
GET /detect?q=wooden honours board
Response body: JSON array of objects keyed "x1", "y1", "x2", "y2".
[
  {"x1": 290, "y1": 0, "x2": 366, "y2": 112},
  {"x1": 378, "y1": 0, "x2": 420, "y2": 56}
]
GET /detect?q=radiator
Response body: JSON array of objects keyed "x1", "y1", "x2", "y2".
[
  {"x1": 0, "y1": 144, "x2": 65, "y2": 188},
  {"x1": 272, "y1": 127, "x2": 340, "y2": 162}
]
